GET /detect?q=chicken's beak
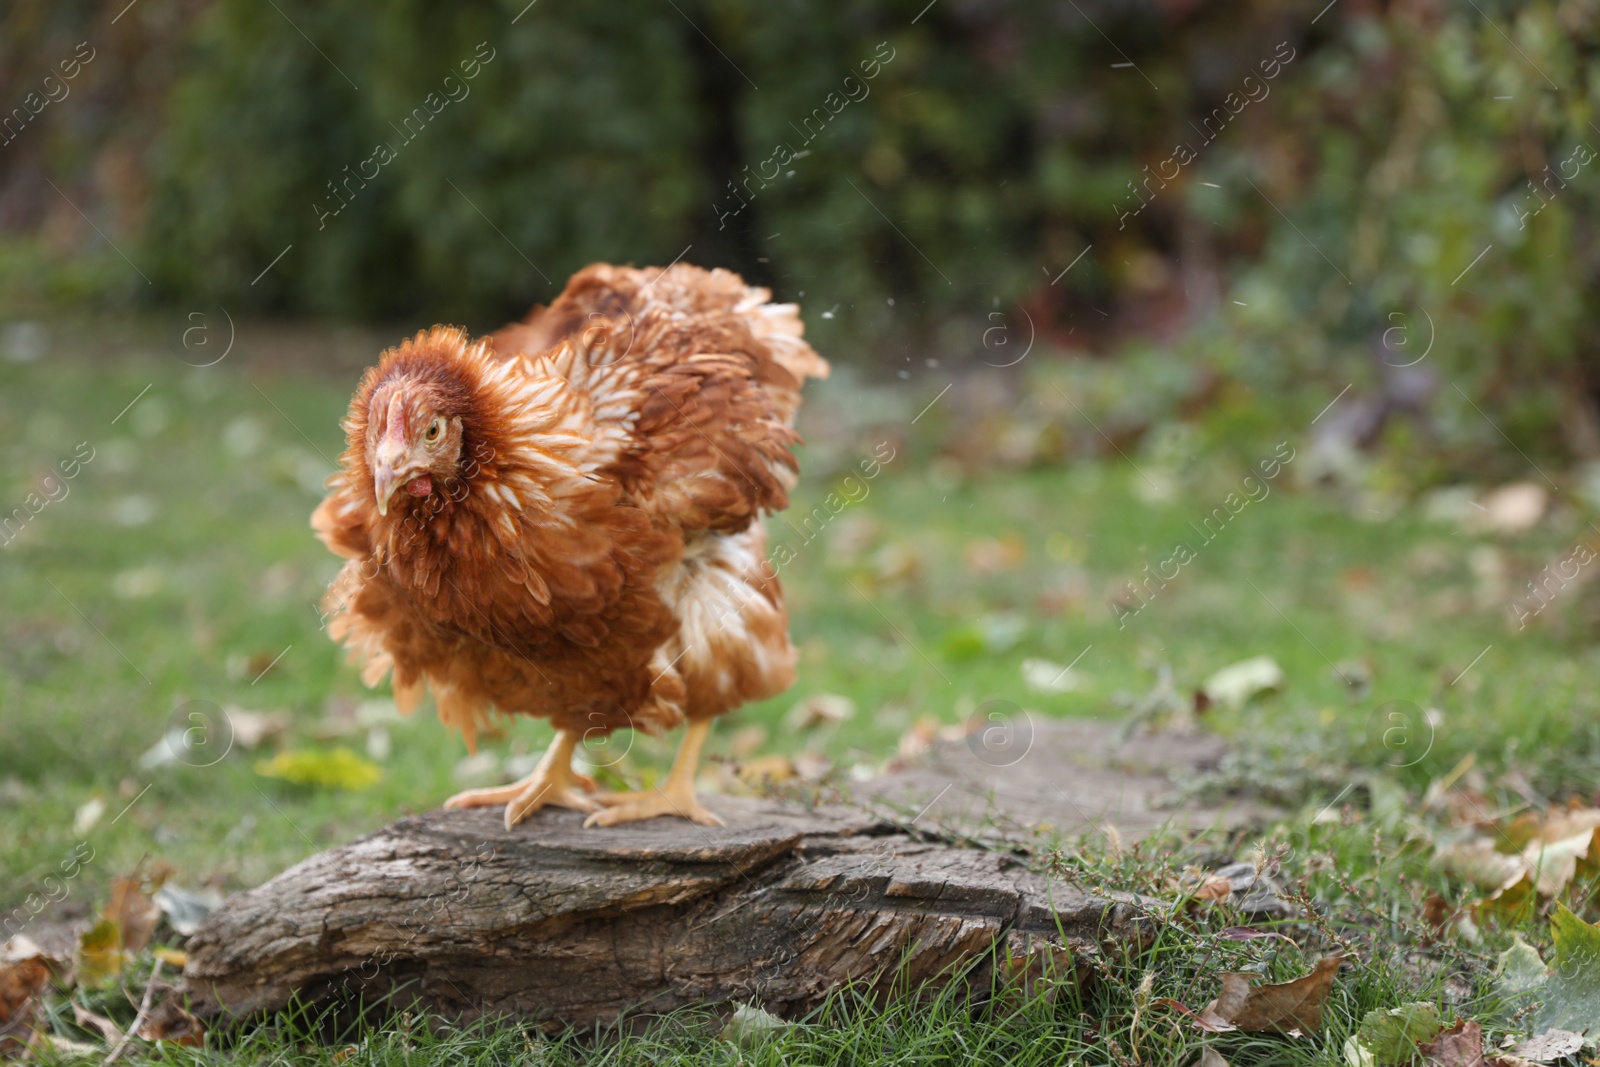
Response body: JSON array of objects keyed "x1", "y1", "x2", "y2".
[
  {"x1": 372, "y1": 393, "x2": 415, "y2": 517},
  {"x1": 373, "y1": 462, "x2": 401, "y2": 517},
  {"x1": 372, "y1": 418, "x2": 411, "y2": 517}
]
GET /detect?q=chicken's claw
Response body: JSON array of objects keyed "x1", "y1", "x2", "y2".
[
  {"x1": 442, "y1": 728, "x2": 596, "y2": 829},
  {"x1": 584, "y1": 787, "x2": 723, "y2": 828}
]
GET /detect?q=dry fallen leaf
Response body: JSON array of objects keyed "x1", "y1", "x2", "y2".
[
  {"x1": 138, "y1": 996, "x2": 206, "y2": 1047},
  {"x1": 0, "y1": 958, "x2": 50, "y2": 1022},
  {"x1": 1021, "y1": 657, "x2": 1086, "y2": 694},
  {"x1": 792, "y1": 751, "x2": 832, "y2": 782},
  {"x1": 73, "y1": 797, "x2": 106, "y2": 836},
  {"x1": 1507, "y1": 1029, "x2": 1584, "y2": 1062},
  {"x1": 152, "y1": 884, "x2": 224, "y2": 937},
  {"x1": 896, "y1": 717, "x2": 941, "y2": 762},
  {"x1": 785, "y1": 693, "x2": 855, "y2": 730},
  {"x1": 72, "y1": 1003, "x2": 124, "y2": 1044},
  {"x1": 1476, "y1": 872, "x2": 1537, "y2": 925},
  {"x1": 1438, "y1": 840, "x2": 1524, "y2": 891},
  {"x1": 1417, "y1": 1018, "x2": 1488, "y2": 1066},
  {"x1": 0, "y1": 941, "x2": 54, "y2": 1055},
  {"x1": 963, "y1": 534, "x2": 1027, "y2": 575},
  {"x1": 1202, "y1": 655, "x2": 1285, "y2": 709},
  {"x1": 719, "y1": 1003, "x2": 791, "y2": 1047},
  {"x1": 104, "y1": 877, "x2": 161, "y2": 955},
  {"x1": 1196, "y1": 954, "x2": 1344, "y2": 1034},
  {"x1": 225, "y1": 706, "x2": 290, "y2": 749},
  {"x1": 1472, "y1": 482, "x2": 1546, "y2": 535},
  {"x1": 1193, "y1": 1048, "x2": 1230, "y2": 1067},
  {"x1": 736, "y1": 755, "x2": 795, "y2": 787}
]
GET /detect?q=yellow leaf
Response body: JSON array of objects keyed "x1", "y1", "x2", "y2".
[
  {"x1": 152, "y1": 947, "x2": 188, "y2": 968},
  {"x1": 255, "y1": 747, "x2": 382, "y2": 790},
  {"x1": 76, "y1": 919, "x2": 124, "y2": 987}
]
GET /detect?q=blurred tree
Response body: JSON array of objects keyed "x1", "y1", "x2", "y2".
[{"x1": 3, "y1": 0, "x2": 1600, "y2": 469}]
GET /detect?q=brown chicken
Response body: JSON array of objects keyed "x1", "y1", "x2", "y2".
[{"x1": 312, "y1": 263, "x2": 828, "y2": 828}]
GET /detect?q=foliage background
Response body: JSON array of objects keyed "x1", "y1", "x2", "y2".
[{"x1": 3, "y1": 0, "x2": 1600, "y2": 468}]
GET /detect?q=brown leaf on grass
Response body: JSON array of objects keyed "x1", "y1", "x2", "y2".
[
  {"x1": 137, "y1": 995, "x2": 205, "y2": 1047},
  {"x1": 0, "y1": 945, "x2": 51, "y2": 1025},
  {"x1": 0, "y1": 942, "x2": 54, "y2": 1055},
  {"x1": 105, "y1": 877, "x2": 161, "y2": 954},
  {"x1": 1192, "y1": 1048, "x2": 1230, "y2": 1067},
  {"x1": 963, "y1": 535, "x2": 1027, "y2": 575},
  {"x1": 1418, "y1": 1018, "x2": 1487, "y2": 1066},
  {"x1": 1196, "y1": 954, "x2": 1344, "y2": 1035},
  {"x1": 736, "y1": 755, "x2": 795, "y2": 788},
  {"x1": 1417, "y1": 1018, "x2": 1525, "y2": 1067},
  {"x1": 1422, "y1": 895, "x2": 1459, "y2": 936}
]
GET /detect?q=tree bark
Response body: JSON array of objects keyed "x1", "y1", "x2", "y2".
[{"x1": 181, "y1": 796, "x2": 1146, "y2": 1028}]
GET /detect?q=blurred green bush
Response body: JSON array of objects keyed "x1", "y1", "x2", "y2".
[{"x1": 3, "y1": 0, "x2": 1600, "y2": 467}]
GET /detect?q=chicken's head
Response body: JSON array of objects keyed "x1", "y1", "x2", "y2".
[{"x1": 365, "y1": 376, "x2": 468, "y2": 516}]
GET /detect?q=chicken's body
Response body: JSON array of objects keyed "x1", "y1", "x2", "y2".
[{"x1": 313, "y1": 264, "x2": 828, "y2": 827}]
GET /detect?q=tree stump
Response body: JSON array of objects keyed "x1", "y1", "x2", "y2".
[{"x1": 182, "y1": 796, "x2": 1147, "y2": 1028}]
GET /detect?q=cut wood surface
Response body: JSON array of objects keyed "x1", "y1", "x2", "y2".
[
  {"x1": 856, "y1": 717, "x2": 1277, "y2": 844},
  {"x1": 183, "y1": 797, "x2": 1149, "y2": 1028}
]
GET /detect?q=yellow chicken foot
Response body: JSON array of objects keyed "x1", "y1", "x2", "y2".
[
  {"x1": 585, "y1": 718, "x2": 723, "y2": 827},
  {"x1": 444, "y1": 728, "x2": 597, "y2": 829}
]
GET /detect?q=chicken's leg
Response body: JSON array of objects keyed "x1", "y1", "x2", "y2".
[
  {"x1": 444, "y1": 728, "x2": 597, "y2": 829},
  {"x1": 584, "y1": 717, "x2": 723, "y2": 827}
]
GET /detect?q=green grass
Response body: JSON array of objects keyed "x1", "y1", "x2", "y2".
[{"x1": 4, "y1": 327, "x2": 1600, "y2": 1064}]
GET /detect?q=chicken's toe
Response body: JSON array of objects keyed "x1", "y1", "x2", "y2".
[
  {"x1": 504, "y1": 781, "x2": 599, "y2": 829},
  {"x1": 444, "y1": 783, "x2": 523, "y2": 809},
  {"x1": 582, "y1": 791, "x2": 723, "y2": 828}
]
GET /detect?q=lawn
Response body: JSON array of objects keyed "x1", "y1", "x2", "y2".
[{"x1": 4, "y1": 319, "x2": 1600, "y2": 1064}]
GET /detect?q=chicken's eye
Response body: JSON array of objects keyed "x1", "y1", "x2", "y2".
[{"x1": 424, "y1": 419, "x2": 443, "y2": 443}]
